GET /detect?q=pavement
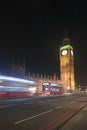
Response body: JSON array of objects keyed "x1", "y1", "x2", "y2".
[{"x1": 58, "y1": 104, "x2": 87, "y2": 130}]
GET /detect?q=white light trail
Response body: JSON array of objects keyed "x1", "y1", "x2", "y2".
[{"x1": 0, "y1": 75, "x2": 36, "y2": 84}]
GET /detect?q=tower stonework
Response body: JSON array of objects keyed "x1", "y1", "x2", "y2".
[{"x1": 59, "y1": 31, "x2": 75, "y2": 92}]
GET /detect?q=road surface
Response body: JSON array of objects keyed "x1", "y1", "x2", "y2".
[{"x1": 0, "y1": 93, "x2": 87, "y2": 130}]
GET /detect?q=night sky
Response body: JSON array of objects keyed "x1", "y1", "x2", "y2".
[{"x1": 0, "y1": 1, "x2": 87, "y2": 86}]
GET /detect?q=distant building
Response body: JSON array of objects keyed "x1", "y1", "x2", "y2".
[{"x1": 11, "y1": 58, "x2": 25, "y2": 78}]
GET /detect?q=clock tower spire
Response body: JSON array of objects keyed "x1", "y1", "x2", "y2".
[
  {"x1": 59, "y1": 30, "x2": 75, "y2": 93},
  {"x1": 62, "y1": 29, "x2": 70, "y2": 45}
]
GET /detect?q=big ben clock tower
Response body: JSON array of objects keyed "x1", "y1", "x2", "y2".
[{"x1": 59, "y1": 30, "x2": 75, "y2": 92}]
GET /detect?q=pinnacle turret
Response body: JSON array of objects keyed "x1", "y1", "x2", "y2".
[{"x1": 62, "y1": 30, "x2": 70, "y2": 45}]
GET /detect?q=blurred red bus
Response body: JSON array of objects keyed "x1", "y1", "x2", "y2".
[{"x1": 0, "y1": 75, "x2": 38, "y2": 98}]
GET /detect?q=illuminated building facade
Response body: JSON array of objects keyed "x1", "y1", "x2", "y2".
[
  {"x1": 59, "y1": 30, "x2": 75, "y2": 92},
  {"x1": 10, "y1": 30, "x2": 75, "y2": 95}
]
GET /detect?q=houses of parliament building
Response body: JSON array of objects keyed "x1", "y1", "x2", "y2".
[{"x1": 12, "y1": 31, "x2": 75, "y2": 94}]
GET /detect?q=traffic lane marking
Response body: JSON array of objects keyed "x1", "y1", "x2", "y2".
[
  {"x1": 14, "y1": 105, "x2": 63, "y2": 125},
  {"x1": 0, "y1": 104, "x2": 14, "y2": 109},
  {"x1": 14, "y1": 109, "x2": 53, "y2": 125},
  {"x1": 24, "y1": 102, "x2": 33, "y2": 105},
  {"x1": 56, "y1": 106, "x2": 62, "y2": 109},
  {"x1": 39, "y1": 110, "x2": 75, "y2": 130}
]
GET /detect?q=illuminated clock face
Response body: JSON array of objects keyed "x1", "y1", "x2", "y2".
[
  {"x1": 61, "y1": 50, "x2": 68, "y2": 55},
  {"x1": 71, "y1": 50, "x2": 73, "y2": 55}
]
